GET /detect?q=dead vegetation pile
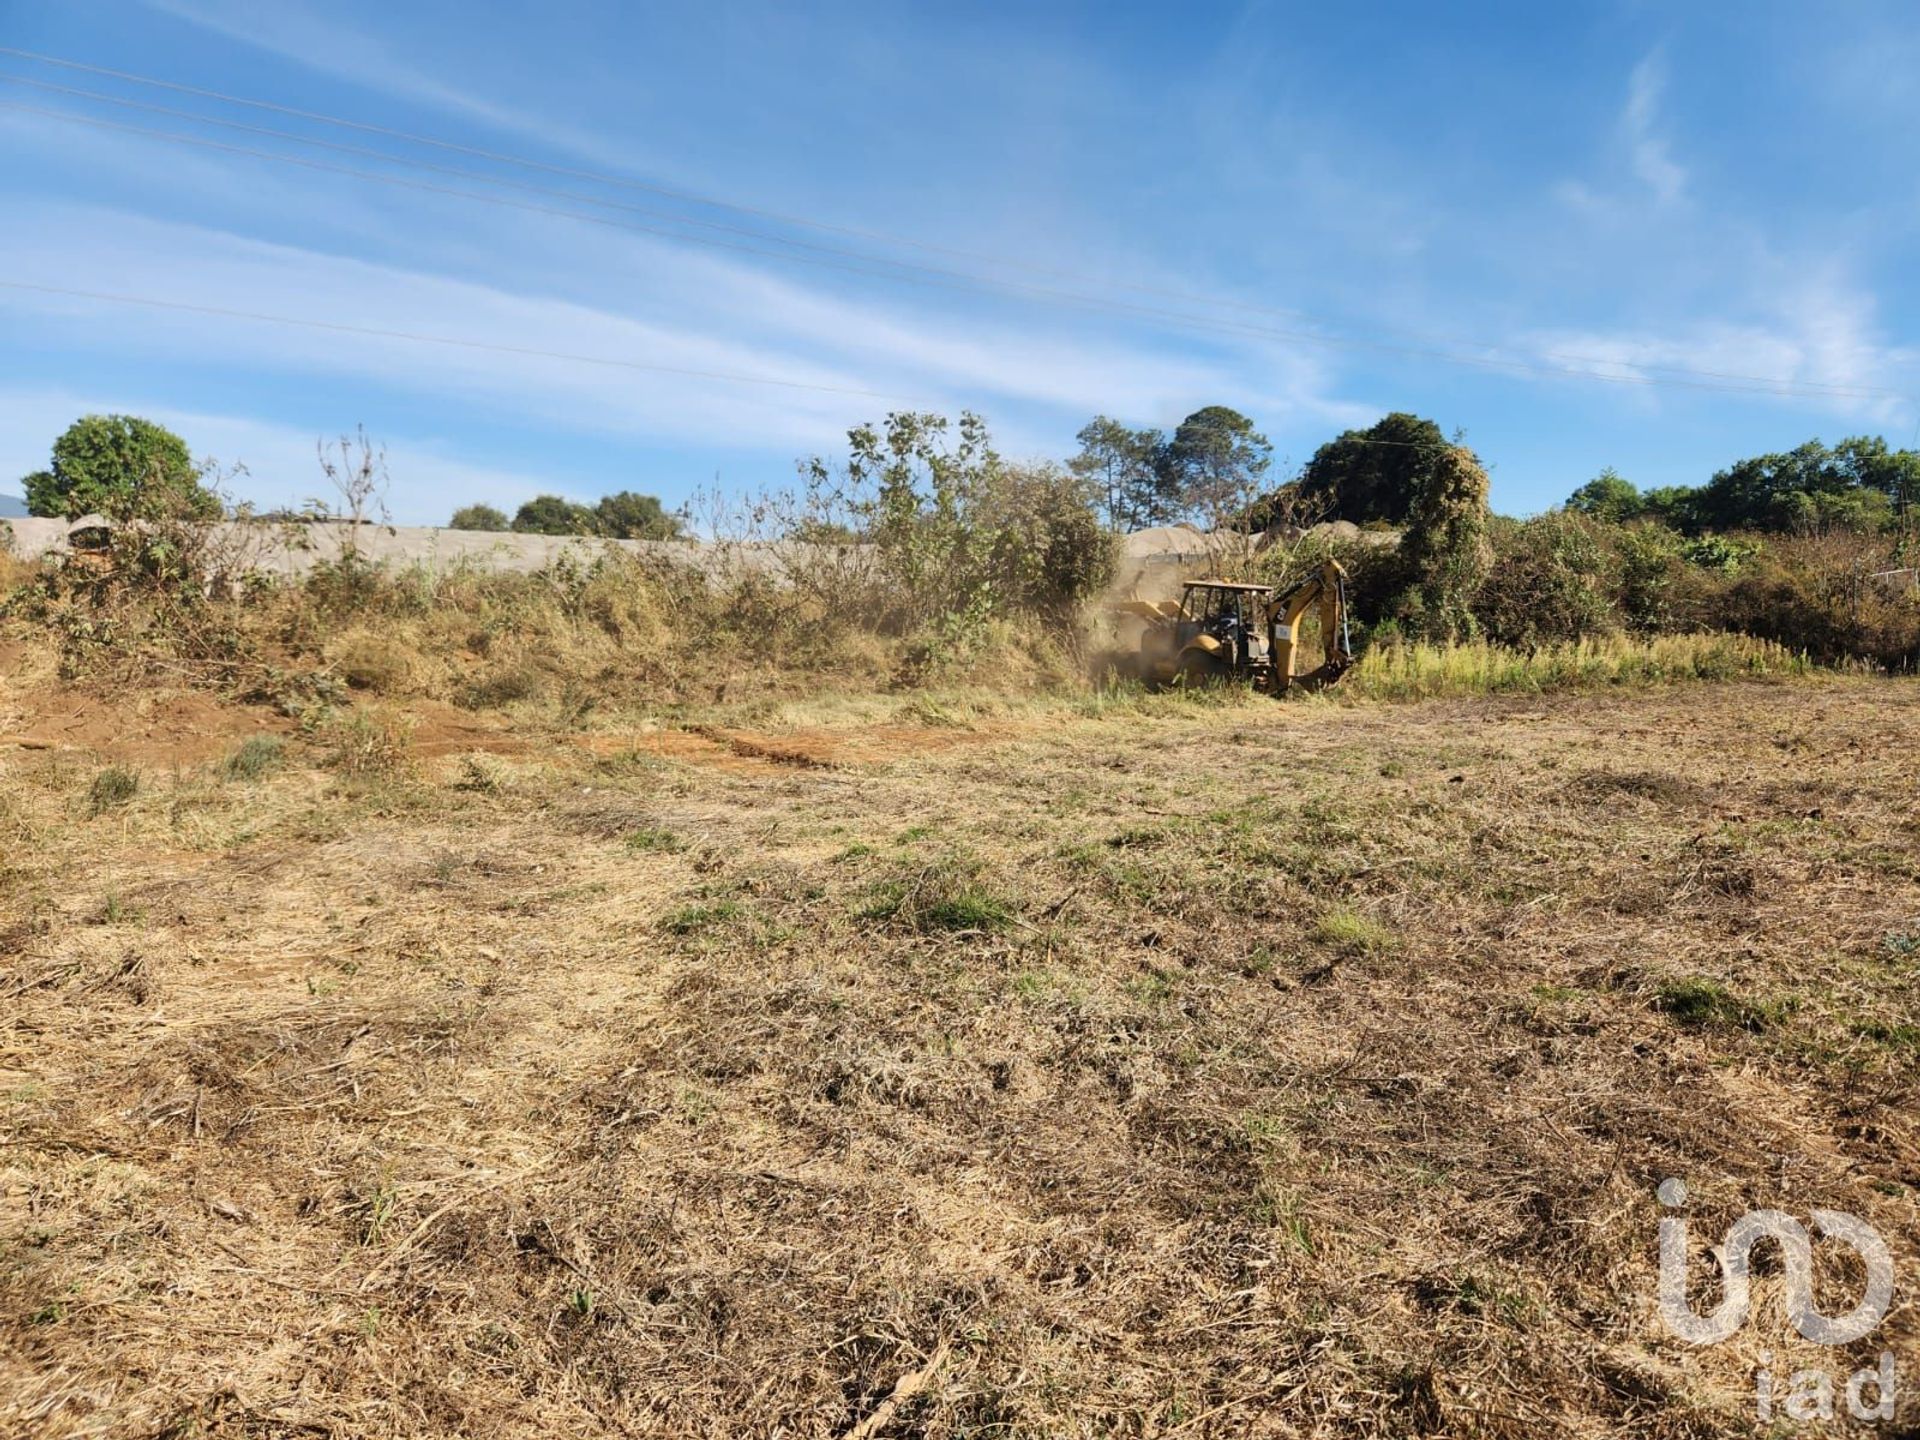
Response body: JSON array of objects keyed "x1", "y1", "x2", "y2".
[{"x1": 3, "y1": 675, "x2": 1917, "y2": 1436}]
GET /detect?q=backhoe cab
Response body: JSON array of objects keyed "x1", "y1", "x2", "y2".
[{"x1": 1111, "y1": 559, "x2": 1353, "y2": 696}]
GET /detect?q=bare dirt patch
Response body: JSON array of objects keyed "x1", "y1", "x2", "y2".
[{"x1": 0, "y1": 685, "x2": 290, "y2": 764}]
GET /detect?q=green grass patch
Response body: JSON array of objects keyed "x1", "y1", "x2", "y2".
[
  {"x1": 624, "y1": 826, "x2": 686, "y2": 855},
  {"x1": 87, "y1": 766, "x2": 139, "y2": 815},
  {"x1": 860, "y1": 852, "x2": 1018, "y2": 934},
  {"x1": 1311, "y1": 905, "x2": 1395, "y2": 957},
  {"x1": 1655, "y1": 976, "x2": 1795, "y2": 1032},
  {"x1": 1850, "y1": 1020, "x2": 1920, "y2": 1053},
  {"x1": 221, "y1": 735, "x2": 286, "y2": 782},
  {"x1": 663, "y1": 899, "x2": 745, "y2": 934}
]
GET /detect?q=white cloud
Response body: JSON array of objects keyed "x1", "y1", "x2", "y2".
[
  {"x1": 0, "y1": 190, "x2": 1361, "y2": 454},
  {"x1": 1522, "y1": 266, "x2": 1914, "y2": 425},
  {"x1": 137, "y1": 0, "x2": 644, "y2": 174},
  {"x1": 1622, "y1": 52, "x2": 1687, "y2": 205}
]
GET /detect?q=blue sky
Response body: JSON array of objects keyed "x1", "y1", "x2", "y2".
[{"x1": 2, "y1": 0, "x2": 1916, "y2": 521}]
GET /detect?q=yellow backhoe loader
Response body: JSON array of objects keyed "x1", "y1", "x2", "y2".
[{"x1": 1110, "y1": 559, "x2": 1353, "y2": 695}]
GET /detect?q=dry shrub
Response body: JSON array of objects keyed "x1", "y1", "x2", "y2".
[
  {"x1": 329, "y1": 629, "x2": 414, "y2": 693},
  {"x1": 1705, "y1": 531, "x2": 1920, "y2": 669},
  {"x1": 317, "y1": 707, "x2": 413, "y2": 776}
]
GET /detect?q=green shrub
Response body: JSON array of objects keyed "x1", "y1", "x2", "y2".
[
  {"x1": 22, "y1": 414, "x2": 220, "y2": 521},
  {"x1": 221, "y1": 735, "x2": 285, "y2": 781},
  {"x1": 448, "y1": 504, "x2": 508, "y2": 532},
  {"x1": 1474, "y1": 512, "x2": 1619, "y2": 647}
]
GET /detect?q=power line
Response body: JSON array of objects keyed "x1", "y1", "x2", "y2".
[
  {"x1": 0, "y1": 44, "x2": 1112, "y2": 281},
  {"x1": 0, "y1": 279, "x2": 1459, "y2": 455},
  {"x1": 0, "y1": 278, "x2": 925, "y2": 401},
  {"x1": 5, "y1": 98, "x2": 1903, "y2": 406},
  {"x1": 1, "y1": 46, "x2": 1909, "y2": 403},
  {"x1": 0, "y1": 73, "x2": 928, "y2": 270}
]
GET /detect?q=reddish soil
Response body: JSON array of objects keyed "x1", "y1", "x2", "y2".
[{"x1": 0, "y1": 687, "x2": 291, "y2": 765}]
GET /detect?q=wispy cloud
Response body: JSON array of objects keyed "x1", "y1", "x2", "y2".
[
  {"x1": 1522, "y1": 265, "x2": 1914, "y2": 425},
  {"x1": 0, "y1": 184, "x2": 1361, "y2": 463},
  {"x1": 137, "y1": 0, "x2": 649, "y2": 173},
  {"x1": 1622, "y1": 52, "x2": 1687, "y2": 205}
]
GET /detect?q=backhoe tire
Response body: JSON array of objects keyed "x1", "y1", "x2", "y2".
[{"x1": 1174, "y1": 650, "x2": 1228, "y2": 690}]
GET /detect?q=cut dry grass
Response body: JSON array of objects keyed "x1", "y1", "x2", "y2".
[{"x1": 2, "y1": 673, "x2": 1917, "y2": 1437}]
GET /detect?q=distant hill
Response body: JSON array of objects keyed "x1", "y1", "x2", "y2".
[{"x1": 0, "y1": 494, "x2": 27, "y2": 518}]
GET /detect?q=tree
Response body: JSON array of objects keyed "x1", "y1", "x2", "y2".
[
  {"x1": 1068, "y1": 416, "x2": 1171, "y2": 530},
  {"x1": 21, "y1": 414, "x2": 220, "y2": 521},
  {"x1": 1297, "y1": 412, "x2": 1449, "y2": 525},
  {"x1": 1565, "y1": 468, "x2": 1643, "y2": 523},
  {"x1": 511, "y1": 495, "x2": 599, "y2": 535},
  {"x1": 1159, "y1": 406, "x2": 1271, "y2": 519},
  {"x1": 449, "y1": 503, "x2": 508, "y2": 531},
  {"x1": 1682, "y1": 437, "x2": 1916, "y2": 534},
  {"x1": 805, "y1": 410, "x2": 1113, "y2": 636},
  {"x1": 1640, "y1": 485, "x2": 1700, "y2": 532},
  {"x1": 594, "y1": 489, "x2": 685, "y2": 540}
]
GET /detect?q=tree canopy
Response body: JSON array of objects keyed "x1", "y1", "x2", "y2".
[
  {"x1": 1296, "y1": 412, "x2": 1449, "y2": 525},
  {"x1": 1068, "y1": 406, "x2": 1272, "y2": 530},
  {"x1": 1560, "y1": 437, "x2": 1919, "y2": 535},
  {"x1": 511, "y1": 495, "x2": 600, "y2": 535},
  {"x1": 1160, "y1": 406, "x2": 1271, "y2": 519},
  {"x1": 1068, "y1": 417, "x2": 1172, "y2": 530},
  {"x1": 448, "y1": 503, "x2": 508, "y2": 532},
  {"x1": 21, "y1": 414, "x2": 221, "y2": 522},
  {"x1": 594, "y1": 490, "x2": 685, "y2": 540},
  {"x1": 1565, "y1": 469, "x2": 1642, "y2": 524}
]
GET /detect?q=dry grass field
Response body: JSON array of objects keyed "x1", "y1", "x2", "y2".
[{"x1": 3, "y1": 650, "x2": 1918, "y2": 1436}]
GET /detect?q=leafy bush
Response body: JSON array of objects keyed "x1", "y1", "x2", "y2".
[
  {"x1": 448, "y1": 504, "x2": 508, "y2": 532},
  {"x1": 512, "y1": 495, "x2": 599, "y2": 535},
  {"x1": 798, "y1": 412, "x2": 1114, "y2": 656},
  {"x1": 1474, "y1": 512, "x2": 1619, "y2": 647},
  {"x1": 22, "y1": 415, "x2": 221, "y2": 522},
  {"x1": 1706, "y1": 533, "x2": 1920, "y2": 669},
  {"x1": 595, "y1": 491, "x2": 684, "y2": 540}
]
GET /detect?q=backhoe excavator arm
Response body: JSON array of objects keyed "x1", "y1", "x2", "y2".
[{"x1": 1264, "y1": 559, "x2": 1352, "y2": 695}]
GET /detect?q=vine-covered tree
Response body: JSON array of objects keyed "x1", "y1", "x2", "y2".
[
  {"x1": 1390, "y1": 443, "x2": 1493, "y2": 641},
  {"x1": 1297, "y1": 412, "x2": 1449, "y2": 525}
]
